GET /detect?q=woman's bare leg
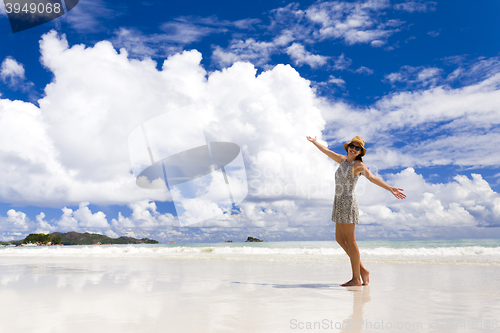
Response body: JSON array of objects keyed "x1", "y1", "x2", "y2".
[
  {"x1": 335, "y1": 223, "x2": 369, "y2": 285},
  {"x1": 335, "y1": 223, "x2": 369, "y2": 286}
]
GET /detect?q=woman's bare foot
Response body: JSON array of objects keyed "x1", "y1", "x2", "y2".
[
  {"x1": 361, "y1": 268, "x2": 370, "y2": 286},
  {"x1": 340, "y1": 278, "x2": 362, "y2": 287}
]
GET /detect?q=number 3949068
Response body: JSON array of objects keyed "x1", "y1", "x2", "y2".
[{"x1": 5, "y1": 2, "x2": 62, "y2": 14}]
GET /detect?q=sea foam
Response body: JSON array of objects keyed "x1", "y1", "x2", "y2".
[{"x1": 1, "y1": 244, "x2": 500, "y2": 265}]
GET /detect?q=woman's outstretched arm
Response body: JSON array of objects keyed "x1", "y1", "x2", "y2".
[
  {"x1": 355, "y1": 162, "x2": 406, "y2": 199},
  {"x1": 306, "y1": 136, "x2": 345, "y2": 164}
]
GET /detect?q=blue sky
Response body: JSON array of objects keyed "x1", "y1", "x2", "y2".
[{"x1": 1, "y1": 0, "x2": 500, "y2": 243}]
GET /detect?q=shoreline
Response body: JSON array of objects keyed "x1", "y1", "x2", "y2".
[{"x1": 2, "y1": 243, "x2": 500, "y2": 267}]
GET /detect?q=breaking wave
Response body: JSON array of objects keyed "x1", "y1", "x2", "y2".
[{"x1": 2, "y1": 243, "x2": 500, "y2": 265}]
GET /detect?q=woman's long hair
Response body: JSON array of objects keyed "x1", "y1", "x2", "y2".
[{"x1": 355, "y1": 154, "x2": 363, "y2": 162}]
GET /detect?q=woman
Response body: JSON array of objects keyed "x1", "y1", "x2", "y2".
[{"x1": 306, "y1": 135, "x2": 406, "y2": 286}]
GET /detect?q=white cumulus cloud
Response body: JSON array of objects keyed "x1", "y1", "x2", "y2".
[
  {"x1": 212, "y1": 39, "x2": 276, "y2": 68},
  {"x1": 1, "y1": 30, "x2": 500, "y2": 239},
  {"x1": 0, "y1": 57, "x2": 34, "y2": 92},
  {"x1": 286, "y1": 43, "x2": 329, "y2": 68}
]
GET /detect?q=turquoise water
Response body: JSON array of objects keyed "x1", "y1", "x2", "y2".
[
  {"x1": 3, "y1": 239, "x2": 500, "y2": 265},
  {"x1": 158, "y1": 238, "x2": 500, "y2": 249}
]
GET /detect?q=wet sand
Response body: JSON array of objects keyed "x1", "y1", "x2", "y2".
[{"x1": 1, "y1": 256, "x2": 499, "y2": 332}]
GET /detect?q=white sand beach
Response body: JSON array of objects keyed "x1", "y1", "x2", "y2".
[{"x1": 1, "y1": 246, "x2": 500, "y2": 333}]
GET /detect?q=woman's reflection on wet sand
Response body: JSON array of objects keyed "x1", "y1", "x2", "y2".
[{"x1": 340, "y1": 286, "x2": 371, "y2": 333}]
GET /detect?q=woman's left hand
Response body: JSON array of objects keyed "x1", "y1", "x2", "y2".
[{"x1": 390, "y1": 187, "x2": 406, "y2": 199}]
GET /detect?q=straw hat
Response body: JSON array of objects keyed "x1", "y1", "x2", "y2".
[{"x1": 344, "y1": 136, "x2": 366, "y2": 156}]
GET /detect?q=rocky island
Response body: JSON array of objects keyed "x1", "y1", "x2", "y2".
[
  {"x1": 245, "y1": 236, "x2": 263, "y2": 242},
  {"x1": 0, "y1": 232, "x2": 160, "y2": 246}
]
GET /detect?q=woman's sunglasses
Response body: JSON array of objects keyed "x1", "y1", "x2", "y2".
[{"x1": 348, "y1": 144, "x2": 362, "y2": 151}]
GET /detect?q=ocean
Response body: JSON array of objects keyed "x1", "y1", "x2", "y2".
[
  {"x1": 2, "y1": 239, "x2": 500, "y2": 265},
  {"x1": 2, "y1": 238, "x2": 500, "y2": 332}
]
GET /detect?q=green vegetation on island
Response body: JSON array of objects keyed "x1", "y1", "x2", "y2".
[
  {"x1": 51, "y1": 232, "x2": 159, "y2": 245},
  {"x1": 0, "y1": 232, "x2": 160, "y2": 246},
  {"x1": 24, "y1": 233, "x2": 61, "y2": 245},
  {"x1": 245, "y1": 236, "x2": 263, "y2": 242}
]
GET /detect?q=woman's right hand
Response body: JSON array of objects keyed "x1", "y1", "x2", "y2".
[{"x1": 306, "y1": 136, "x2": 317, "y2": 142}]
